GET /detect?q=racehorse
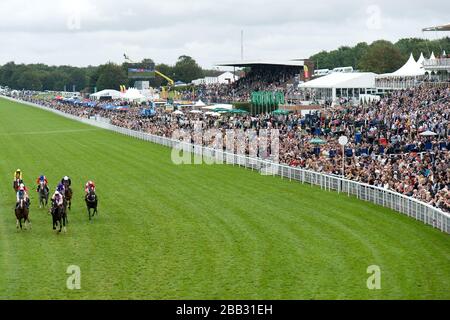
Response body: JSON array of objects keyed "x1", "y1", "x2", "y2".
[
  {"x1": 65, "y1": 187, "x2": 73, "y2": 211},
  {"x1": 15, "y1": 199, "x2": 31, "y2": 230},
  {"x1": 85, "y1": 189, "x2": 98, "y2": 221},
  {"x1": 51, "y1": 200, "x2": 67, "y2": 233},
  {"x1": 37, "y1": 181, "x2": 49, "y2": 208}
]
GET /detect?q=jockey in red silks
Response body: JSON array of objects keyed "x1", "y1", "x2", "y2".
[
  {"x1": 36, "y1": 175, "x2": 48, "y2": 185},
  {"x1": 36, "y1": 175, "x2": 50, "y2": 192},
  {"x1": 85, "y1": 180, "x2": 96, "y2": 194}
]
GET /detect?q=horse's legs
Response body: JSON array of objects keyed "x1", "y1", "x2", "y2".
[
  {"x1": 16, "y1": 218, "x2": 19, "y2": 230},
  {"x1": 52, "y1": 214, "x2": 57, "y2": 230},
  {"x1": 63, "y1": 214, "x2": 67, "y2": 233}
]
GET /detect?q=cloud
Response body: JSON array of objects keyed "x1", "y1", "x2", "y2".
[{"x1": 0, "y1": 0, "x2": 448, "y2": 68}]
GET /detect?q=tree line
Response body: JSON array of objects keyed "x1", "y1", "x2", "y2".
[
  {"x1": 0, "y1": 55, "x2": 219, "y2": 93},
  {"x1": 1, "y1": 37, "x2": 449, "y2": 92},
  {"x1": 310, "y1": 37, "x2": 450, "y2": 74}
]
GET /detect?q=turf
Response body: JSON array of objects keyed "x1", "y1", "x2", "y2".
[{"x1": 0, "y1": 97, "x2": 449, "y2": 300}]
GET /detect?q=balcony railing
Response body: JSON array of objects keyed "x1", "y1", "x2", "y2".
[{"x1": 423, "y1": 58, "x2": 450, "y2": 68}]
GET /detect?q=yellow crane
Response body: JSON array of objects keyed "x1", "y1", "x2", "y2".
[
  {"x1": 155, "y1": 70, "x2": 174, "y2": 86},
  {"x1": 123, "y1": 54, "x2": 174, "y2": 87}
]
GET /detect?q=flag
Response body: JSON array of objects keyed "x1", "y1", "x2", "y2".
[{"x1": 304, "y1": 65, "x2": 310, "y2": 79}]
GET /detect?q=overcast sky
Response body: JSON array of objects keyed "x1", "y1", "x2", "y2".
[{"x1": 0, "y1": 0, "x2": 448, "y2": 69}]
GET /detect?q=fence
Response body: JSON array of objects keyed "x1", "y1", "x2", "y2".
[{"x1": 4, "y1": 96, "x2": 450, "y2": 234}]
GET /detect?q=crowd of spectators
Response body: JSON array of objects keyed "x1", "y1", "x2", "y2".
[
  {"x1": 176, "y1": 65, "x2": 299, "y2": 104},
  {"x1": 6, "y1": 84, "x2": 450, "y2": 213}
]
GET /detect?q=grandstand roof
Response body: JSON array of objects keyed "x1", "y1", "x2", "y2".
[
  {"x1": 422, "y1": 23, "x2": 450, "y2": 31},
  {"x1": 216, "y1": 59, "x2": 305, "y2": 67},
  {"x1": 298, "y1": 72, "x2": 376, "y2": 89}
]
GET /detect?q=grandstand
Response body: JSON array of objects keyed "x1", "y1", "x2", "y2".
[{"x1": 211, "y1": 59, "x2": 313, "y2": 104}]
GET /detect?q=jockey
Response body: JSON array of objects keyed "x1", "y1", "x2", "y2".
[
  {"x1": 36, "y1": 175, "x2": 49, "y2": 192},
  {"x1": 14, "y1": 169, "x2": 23, "y2": 181},
  {"x1": 85, "y1": 180, "x2": 96, "y2": 194},
  {"x1": 61, "y1": 176, "x2": 72, "y2": 189},
  {"x1": 36, "y1": 175, "x2": 48, "y2": 186},
  {"x1": 13, "y1": 169, "x2": 23, "y2": 191},
  {"x1": 16, "y1": 184, "x2": 30, "y2": 208},
  {"x1": 56, "y1": 182, "x2": 65, "y2": 196},
  {"x1": 51, "y1": 188, "x2": 64, "y2": 207}
]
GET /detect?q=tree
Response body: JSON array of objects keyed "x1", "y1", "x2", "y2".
[
  {"x1": 172, "y1": 55, "x2": 203, "y2": 83},
  {"x1": 0, "y1": 62, "x2": 17, "y2": 87},
  {"x1": 95, "y1": 62, "x2": 128, "y2": 91},
  {"x1": 67, "y1": 67, "x2": 88, "y2": 91},
  {"x1": 50, "y1": 70, "x2": 71, "y2": 91},
  {"x1": 17, "y1": 70, "x2": 43, "y2": 91},
  {"x1": 358, "y1": 40, "x2": 404, "y2": 74}
]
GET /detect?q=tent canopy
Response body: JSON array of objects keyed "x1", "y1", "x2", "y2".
[
  {"x1": 299, "y1": 72, "x2": 376, "y2": 89},
  {"x1": 417, "y1": 53, "x2": 425, "y2": 66},
  {"x1": 122, "y1": 88, "x2": 145, "y2": 101},
  {"x1": 90, "y1": 89, "x2": 122, "y2": 100},
  {"x1": 377, "y1": 53, "x2": 425, "y2": 78},
  {"x1": 194, "y1": 100, "x2": 206, "y2": 107}
]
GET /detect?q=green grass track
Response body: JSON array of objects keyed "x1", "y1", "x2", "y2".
[{"x1": 0, "y1": 98, "x2": 449, "y2": 299}]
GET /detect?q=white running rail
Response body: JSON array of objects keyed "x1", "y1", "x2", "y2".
[{"x1": 4, "y1": 96, "x2": 449, "y2": 234}]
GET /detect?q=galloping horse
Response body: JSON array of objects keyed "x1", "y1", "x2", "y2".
[
  {"x1": 85, "y1": 189, "x2": 98, "y2": 221},
  {"x1": 15, "y1": 198, "x2": 31, "y2": 230},
  {"x1": 37, "y1": 181, "x2": 49, "y2": 208},
  {"x1": 51, "y1": 200, "x2": 67, "y2": 233}
]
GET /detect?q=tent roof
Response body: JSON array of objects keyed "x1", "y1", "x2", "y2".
[
  {"x1": 417, "y1": 52, "x2": 425, "y2": 66},
  {"x1": 90, "y1": 89, "x2": 122, "y2": 99},
  {"x1": 212, "y1": 103, "x2": 233, "y2": 110},
  {"x1": 122, "y1": 88, "x2": 145, "y2": 100},
  {"x1": 194, "y1": 100, "x2": 206, "y2": 107},
  {"x1": 299, "y1": 72, "x2": 376, "y2": 89},
  {"x1": 377, "y1": 53, "x2": 425, "y2": 78}
]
